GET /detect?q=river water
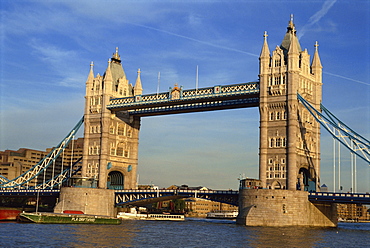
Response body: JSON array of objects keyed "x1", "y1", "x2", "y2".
[{"x1": 1, "y1": 219, "x2": 369, "y2": 247}]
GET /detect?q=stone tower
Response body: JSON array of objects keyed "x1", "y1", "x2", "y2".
[
  {"x1": 258, "y1": 17, "x2": 323, "y2": 191},
  {"x1": 82, "y1": 48, "x2": 142, "y2": 189}
]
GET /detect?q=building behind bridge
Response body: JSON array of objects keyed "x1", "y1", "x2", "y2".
[{"x1": 337, "y1": 203, "x2": 370, "y2": 222}]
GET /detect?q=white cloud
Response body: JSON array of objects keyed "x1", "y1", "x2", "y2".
[{"x1": 299, "y1": 0, "x2": 337, "y2": 38}]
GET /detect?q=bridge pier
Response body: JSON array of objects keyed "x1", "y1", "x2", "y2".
[
  {"x1": 54, "y1": 187, "x2": 116, "y2": 217},
  {"x1": 237, "y1": 189, "x2": 337, "y2": 227}
]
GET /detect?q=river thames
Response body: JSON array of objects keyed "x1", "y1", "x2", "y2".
[{"x1": 1, "y1": 219, "x2": 369, "y2": 247}]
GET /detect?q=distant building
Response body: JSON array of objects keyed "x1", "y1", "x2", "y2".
[
  {"x1": 320, "y1": 184, "x2": 328, "y2": 192},
  {"x1": 167, "y1": 185, "x2": 209, "y2": 191},
  {"x1": 185, "y1": 198, "x2": 238, "y2": 218},
  {"x1": 337, "y1": 203, "x2": 370, "y2": 221}
]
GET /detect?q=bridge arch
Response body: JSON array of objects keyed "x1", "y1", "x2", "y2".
[
  {"x1": 270, "y1": 181, "x2": 283, "y2": 189},
  {"x1": 107, "y1": 171, "x2": 124, "y2": 190},
  {"x1": 298, "y1": 167, "x2": 315, "y2": 191}
]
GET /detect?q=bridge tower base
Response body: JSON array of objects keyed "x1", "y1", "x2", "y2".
[
  {"x1": 237, "y1": 189, "x2": 337, "y2": 227},
  {"x1": 54, "y1": 187, "x2": 116, "y2": 217}
]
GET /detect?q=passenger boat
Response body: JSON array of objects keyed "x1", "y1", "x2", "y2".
[
  {"x1": 18, "y1": 212, "x2": 121, "y2": 225},
  {"x1": 206, "y1": 210, "x2": 238, "y2": 219},
  {"x1": 117, "y1": 208, "x2": 184, "y2": 221}
]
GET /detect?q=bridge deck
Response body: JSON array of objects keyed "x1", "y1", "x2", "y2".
[{"x1": 308, "y1": 192, "x2": 370, "y2": 204}]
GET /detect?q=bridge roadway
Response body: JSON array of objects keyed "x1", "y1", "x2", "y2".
[{"x1": 1, "y1": 189, "x2": 370, "y2": 205}]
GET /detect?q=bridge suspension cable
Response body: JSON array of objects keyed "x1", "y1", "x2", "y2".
[
  {"x1": 0, "y1": 117, "x2": 84, "y2": 189},
  {"x1": 298, "y1": 94, "x2": 370, "y2": 165}
]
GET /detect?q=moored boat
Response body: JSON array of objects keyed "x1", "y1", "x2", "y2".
[
  {"x1": 0, "y1": 209, "x2": 21, "y2": 221},
  {"x1": 18, "y1": 212, "x2": 121, "y2": 225},
  {"x1": 206, "y1": 210, "x2": 238, "y2": 219},
  {"x1": 117, "y1": 208, "x2": 184, "y2": 221}
]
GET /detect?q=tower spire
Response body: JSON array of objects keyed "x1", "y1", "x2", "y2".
[
  {"x1": 260, "y1": 31, "x2": 271, "y2": 58},
  {"x1": 312, "y1": 41, "x2": 322, "y2": 68},
  {"x1": 134, "y1": 68, "x2": 143, "y2": 96},
  {"x1": 111, "y1": 47, "x2": 121, "y2": 63},
  {"x1": 86, "y1": 61, "x2": 94, "y2": 83},
  {"x1": 104, "y1": 59, "x2": 113, "y2": 93}
]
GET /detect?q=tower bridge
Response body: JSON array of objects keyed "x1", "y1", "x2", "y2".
[{"x1": 1, "y1": 18, "x2": 369, "y2": 227}]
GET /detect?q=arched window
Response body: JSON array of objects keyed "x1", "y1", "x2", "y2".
[
  {"x1": 270, "y1": 138, "x2": 275, "y2": 148},
  {"x1": 270, "y1": 112, "x2": 274, "y2": 121},
  {"x1": 116, "y1": 147, "x2": 124, "y2": 157},
  {"x1": 276, "y1": 138, "x2": 281, "y2": 147},
  {"x1": 117, "y1": 125, "x2": 124, "y2": 136},
  {"x1": 127, "y1": 129, "x2": 132, "y2": 137}
]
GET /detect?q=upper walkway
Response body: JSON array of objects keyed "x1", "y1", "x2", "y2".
[{"x1": 107, "y1": 82, "x2": 259, "y2": 116}]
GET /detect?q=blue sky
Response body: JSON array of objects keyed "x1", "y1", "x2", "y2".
[{"x1": 1, "y1": 0, "x2": 369, "y2": 191}]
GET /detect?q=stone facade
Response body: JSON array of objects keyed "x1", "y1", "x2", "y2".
[
  {"x1": 237, "y1": 189, "x2": 337, "y2": 227},
  {"x1": 82, "y1": 48, "x2": 142, "y2": 189},
  {"x1": 258, "y1": 17, "x2": 322, "y2": 191}
]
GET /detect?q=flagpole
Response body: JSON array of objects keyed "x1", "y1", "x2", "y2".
[
  {"x1": 157, "y1": 71, "x2": 160, "y2": 96},
  {"x1": 196, "y1": 65, "x2": 199, "y2": 93}
]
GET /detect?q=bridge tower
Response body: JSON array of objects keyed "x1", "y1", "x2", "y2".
[
  {"x1": 82, "y1": 48, "x2": 142, "y2": 189},
  {"x1": 258, "y1": 17, "x2": 323, "y2": 191}
]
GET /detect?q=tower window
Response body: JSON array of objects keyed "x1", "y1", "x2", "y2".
[
  {"x1": 270, "y1": 138, "x2": 275, "y2": 148},
  {"x1": 117, "y1": 125, "x2": 124, "y2": 136},
  {"x1": 276, "y1": 138, "x2": 281, "y2": 147},
  {"x1": 269, "y1": 112, "x2": 274, "y2": 121}
]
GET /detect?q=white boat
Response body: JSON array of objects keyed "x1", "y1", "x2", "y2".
[
  {"x1": 117, "y1": 208, "x2": 184, "y2": 221},
  {"x1": 206, "y1": 210, "x2": 238, "y2": 219}
]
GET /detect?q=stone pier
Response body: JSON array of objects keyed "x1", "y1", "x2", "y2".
[
  {"x1": 54, "y1": 187, "x2": 116, "y2": 217},
  {"x1": 237, "y1": 189, "x2": 337, "y2": 227}
]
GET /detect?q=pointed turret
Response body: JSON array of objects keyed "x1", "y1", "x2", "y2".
[
  {"x1": 86, "y1": 61, "x2": 94, "y2": 83},
  {"x1": 134, "y1": 68, "x2": 143, "y2": 96},
  {"x1": 85, "y1": 61, "x2": 94, "y2": 97},
  {"x1": 260, "y1": 31, "x2": 270, "y2": 58},
  {"x1": 104, "y1": 59, "x2": 113, "y2": 94},
  {"x1": 259, "y1": 31, "x2": 271, "y2": 76},
  {"x1": 311, "y1": 41, "x2": 322, "y2": 69}
]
